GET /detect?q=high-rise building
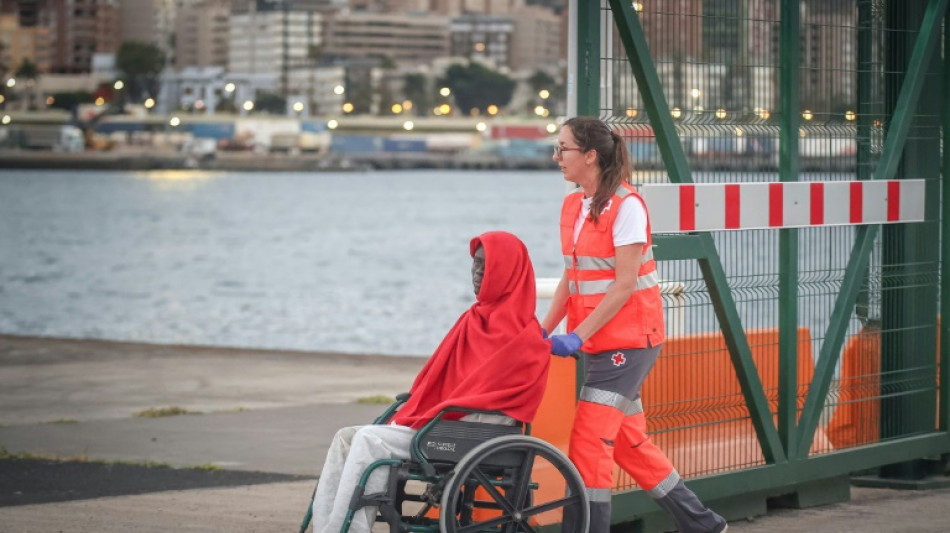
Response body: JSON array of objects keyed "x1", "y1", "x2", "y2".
[
  {"x1": 174, "y1": 0, "x2": 231, "y2": 71},
  {"x1": 0, "y1": 12, "x2": 52, "y2": 74},
  {"x1": 450, "y1": 14, "x2": 513, "y2": 70},
  {"x1": 509, "y1": 5, "x2": 561, "y2": 73},
  {"x1": 431, "y1": 0, "x2": 525, "y2": 15},
  {"x1": 322, "y1": 11, "x2": 449, "y2": 66},
  {"x1": 639, "y1": 0, "x2": 703, "y2": 61},
  {"x1": 228, "y1": 7, "x2": 324, "y2": 94},
  {"x1": 119, "y1": 0, "x2": 175, "y2": 60},
  {"x1": 37, "y1": 0, "x2": 120, "y2": 74}
]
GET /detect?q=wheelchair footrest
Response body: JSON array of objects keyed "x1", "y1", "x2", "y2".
[{"x1": 350, "y1": 487, "x2": 393, "y2": 510}]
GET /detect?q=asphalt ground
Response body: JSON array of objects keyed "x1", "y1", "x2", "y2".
[{"x1": 1, "y1": 334, "x2": 949, "y2": 533}]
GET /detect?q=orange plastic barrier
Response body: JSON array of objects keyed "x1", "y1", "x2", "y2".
[
  {"x1": 826, "y1": 323, "x2": 940, "y2": 449},
  {"x1": 642, "y1": 327, "x2": 831, "y2": 478},
  {"x1": 825, "y1": 326, "x2": 881, "y2": 448},
  {"x1": 533, "y1": 327, "x2": 832, "y2": 486}
]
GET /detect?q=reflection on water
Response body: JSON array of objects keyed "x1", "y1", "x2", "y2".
[{"x1": 0, "y1": 169, "x2": 565, "y2": 356}]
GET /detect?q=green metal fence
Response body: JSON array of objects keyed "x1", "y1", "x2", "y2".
[{"x1": 570, "y1": 1, "x2": 950, "y2": 530}]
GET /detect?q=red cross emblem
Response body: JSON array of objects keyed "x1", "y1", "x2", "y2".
[{"x1": 611, "y1": 352, "x2": 626, "y2": 366}]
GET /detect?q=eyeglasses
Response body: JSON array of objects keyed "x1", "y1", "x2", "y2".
[{"x1": 554, "y1": 145, "x2": 583, "y2": 158}]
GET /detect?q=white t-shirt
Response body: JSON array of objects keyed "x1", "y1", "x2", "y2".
[{"x1": 573, "y1": 195, "x2": 648, "y2": 246}]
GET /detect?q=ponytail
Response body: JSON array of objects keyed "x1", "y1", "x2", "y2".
[{"x1": 588, "y1": 131, "x2": 630, "y2": 224}]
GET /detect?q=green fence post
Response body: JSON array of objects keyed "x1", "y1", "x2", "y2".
[
  {"x1": 879, "y1": 0, "x2": 942, "y2": 480},
  {"x1": 777, "y1": 0, "x2": 801, "y2": 460}
]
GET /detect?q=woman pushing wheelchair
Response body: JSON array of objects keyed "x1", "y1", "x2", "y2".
[{"x1": 309, "y1": 231, "x2": 553, "y2": 533}]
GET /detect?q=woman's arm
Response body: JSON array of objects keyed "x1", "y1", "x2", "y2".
[
  {"x1": 571, "y1": 243, "x2": 643, "y2": 342},
  {"x1": 540, "y1": 272, "x2": 570, "y2": 333}
]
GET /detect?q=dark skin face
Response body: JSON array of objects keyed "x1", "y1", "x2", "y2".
[{"x1": 471, "y1": 245, "x2": 485, "y2": 295}]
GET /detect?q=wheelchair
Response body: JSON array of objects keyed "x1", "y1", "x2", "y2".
[{"x1": 300, "y1": 393, "x2": 589, "y2": 533}]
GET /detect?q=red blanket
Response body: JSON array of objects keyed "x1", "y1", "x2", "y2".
[{"x1": 391, "y1": 231, "x2": 551, "y2": 429}]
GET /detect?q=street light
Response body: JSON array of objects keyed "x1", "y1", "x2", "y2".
[
  {"x1": 144, "y1": 98, "x2": 156, "y2": 110},
  {"x1": 538, "y1": 89, "x2": 550, "y2": 100},
  {"x1": 327, "y1": 119, "x2": 339, "y2": 130},
  {"x1": 714, "y1": 108, "x2": 727, "y2": 119},
  {"x1": 333, "y1": 85, "x2": 345, "y2": 95},
  {"x1": 6, "y1": 78, "x2": 15, "y2": 88},
  {"x1": 114, "y1": 80, "x2": 124, "y2": 90},
  {"x1": 403, "y1": 120, "x2": 414, "y2": 131},
  {"x1": 224, "y1": 82, "x2": 235, "y2": 93},
  {"x1": 802, "y1": 109, "x2": 814, "y2": 121},
  {"x1": 1, "y1": 114, "x2": 11, "y2": 125},
  {"x1": 439, "y1": 87, "x2": 451, "y2": 97},
  {"x1": 169, "y1": 116, "x2": 181, "y2": 127},
  {"x1": 844, "y1": 110, "x2": 857, "y2": 121},
  {"x1": 671, "y1": 107, "x2": 682, "y2": 119},
  {"x1": 242, "y1": 100, "x2": 254, "y2": 112}
]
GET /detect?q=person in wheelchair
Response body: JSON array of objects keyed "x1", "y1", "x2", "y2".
[{"x1": 310, "y1": 231, "x2": 552, "y2": 533}]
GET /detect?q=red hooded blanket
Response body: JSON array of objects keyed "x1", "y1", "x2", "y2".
[{"x1": 391, "y1": 231, "x2": 551, "y2": 429}]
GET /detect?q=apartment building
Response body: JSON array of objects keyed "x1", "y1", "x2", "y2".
[
  {"x1": 228, "y1": 8, "x2": 324, "y2": 77},
  {"x1": 322, "y1": 11, "x2": 449, "y2": 66},
  {"x1": 174, "y1": 0, "x2": 231, "y2": 71},
  {"x1": 0, "y1": 12, "x2": 52, "y2": 74}
]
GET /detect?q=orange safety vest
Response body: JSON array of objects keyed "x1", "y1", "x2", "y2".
[{"x1": 559, "y1": 182, "x2": 665, "y2": 352}]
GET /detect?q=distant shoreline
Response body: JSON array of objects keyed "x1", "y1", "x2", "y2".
[
  {"x1": 0, "y1": 148, "x2": 559, "y2": 172},
  {"x1": 0, "y1": 333, "x2": 429, "y2": 363}
]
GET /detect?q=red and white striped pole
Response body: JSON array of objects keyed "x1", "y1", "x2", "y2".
[{"x1": 639, "y1": 179, "x2": 926, "y2": 233}]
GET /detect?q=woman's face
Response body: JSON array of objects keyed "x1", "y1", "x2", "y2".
[{"x1": 554, "y1": 126, "x2": 593, "y2": 189}]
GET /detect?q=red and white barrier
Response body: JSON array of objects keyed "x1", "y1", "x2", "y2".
[{"x1": 640, "y1": 180, "x2": 926, "y2": 233}]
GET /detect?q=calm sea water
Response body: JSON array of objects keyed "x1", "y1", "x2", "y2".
[
  {"x1": 0, "y1": 169, "x2": 567, "y2": 356},
  {"x1": 0, "y1": 168, "x2": 872, "y2": 357}
]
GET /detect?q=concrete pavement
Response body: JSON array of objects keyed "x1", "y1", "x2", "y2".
[{"x1": 0, "y1": 334, "x2": 948, "y2": 533}]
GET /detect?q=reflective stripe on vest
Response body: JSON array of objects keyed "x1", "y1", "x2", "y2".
[
  {"x1": 563, "y1": 246, "x2": 654, "y2": 271},
  {"x1": 567, "y1": 270, "x2": 659, "y2": 295}
]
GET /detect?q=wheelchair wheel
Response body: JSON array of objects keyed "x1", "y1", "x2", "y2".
[{"x1": 439, "y1": 435, "x2": 589, "y2": 533}]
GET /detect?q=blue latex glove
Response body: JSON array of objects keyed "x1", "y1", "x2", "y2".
[
  {"x1": 549, "y1": 332, "x2": 582, "y2": 357},
  {"x1": 541, "y1": 328, "x2": 549, "y2": 339}
]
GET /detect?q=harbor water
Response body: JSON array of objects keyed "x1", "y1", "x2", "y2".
[{"x1": 0, "y1": 169, "x2": 567, "y2": 356}]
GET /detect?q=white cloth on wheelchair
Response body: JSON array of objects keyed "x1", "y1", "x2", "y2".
[
  {"x1": 460, "y1": 413, "x2": 517, "y2": 425},
  {"x1": 312, "y1": 424, "x2": 416, "y2": 533}
]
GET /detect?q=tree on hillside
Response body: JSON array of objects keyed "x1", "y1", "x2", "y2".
[
  {"x1": 438, "y1": 63, "x2": 516, "y2": 116},
  {"x1": 254, "y1": 91, "x2": 286, "y2": 114},
  {"x1": 115, "y1": 41, "x2": 166, "y2": 103},
  {"x1": 14, "y1": 58, "x2": 40, "y2": 110},
  {"x1": 403, "y1": 73, "x2": 429, "y2": 116},
  {"x1": 527, "y1": 69, "x2": 555, "y2": 93}
]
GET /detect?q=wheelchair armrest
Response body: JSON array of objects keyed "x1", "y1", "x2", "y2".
[
  {"x1": 410, "y1": 406, "x2": 526, "y2": 478},
  {"x1": 372, "y1": 392, "x2": 411, "y2": 425}
]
